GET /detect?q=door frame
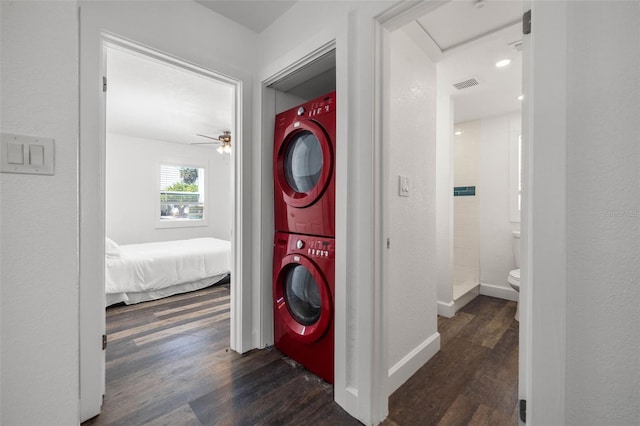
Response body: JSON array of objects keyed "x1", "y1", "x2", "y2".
[
  {"x1": 370, "y1": 0, "x2": 534, "y2": 423},
  {"x1": 79, "y1": 30, "x2": 249, "y2": 422}
]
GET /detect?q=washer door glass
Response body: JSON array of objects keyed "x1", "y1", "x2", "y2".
[
  {"x1": 283, "y1": 130, "x2": 323, "y2": 193},
  {"x1": 284, "y1": 264, "x2": 321, "y2": 326}
]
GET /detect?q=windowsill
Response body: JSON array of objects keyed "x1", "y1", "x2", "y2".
[{"x1": 156, "y1": 218, "x2": 208, "y2": 229}]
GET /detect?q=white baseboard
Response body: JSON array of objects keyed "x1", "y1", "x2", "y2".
[
  {"x1": 387, "y1": 332, "x2": 441, "y2": 395},
  {"x1": 479, "y1": 282, "x2": 519, "y2": 301},
  {"x1": 438, "y1": 285, "x2": 480, "y2": 318},
  {"x1": 437, "y1": 300, "x2": 455, "y2": 318},
  {"x1": 455, "y1": 286, "x2": 479, "y2": 311}
]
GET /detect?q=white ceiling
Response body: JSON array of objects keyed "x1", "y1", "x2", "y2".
[
  {"x1": 193, "y1": 0, "x2": 296, "y2": 33},
  {"x1": 417, "y1": 0, "x2": 523, "y2": 51},
  {"x1": 439, "y1": 23, "x2": 523, "y2": 124},
  {"x1": 106, "y1": 47, "x2": 234, "y2": 147},
  {"x1": 410, "y1": 0, "x2": 524, "y2": 123}
]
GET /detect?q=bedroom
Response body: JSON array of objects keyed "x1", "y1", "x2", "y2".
[{"x1": 104, "y1": 45, "x2": 234, "y2": 312}]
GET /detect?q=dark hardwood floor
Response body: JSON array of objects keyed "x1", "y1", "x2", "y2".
[
  {"x1": 385, "y1": 296, "x2": 519, "y2": 426},
  {"x1": 83, "y1": 284, "x2": 358, "y2": 426},
  {"x1": 84, "y1": 287, "x2": 517, "y2": 426}
]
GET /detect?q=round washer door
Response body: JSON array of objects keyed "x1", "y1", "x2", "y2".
[
  {"x1": 276, "y1": 120, "x2": 333, "y2": 208},
  {"x1": 274, "y1": 254, "x2": 333, "y2": 343}
]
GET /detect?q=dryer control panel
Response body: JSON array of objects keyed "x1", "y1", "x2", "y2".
[
  {"x1": 305, "y1": 239, "x2": 333, "y2": 259},
  {"x1": 275, "y1": 91, "x2": 336, "y2": 130},
  {"x1": 303, "y1": 96, "x2": 335, "y2": 119}
]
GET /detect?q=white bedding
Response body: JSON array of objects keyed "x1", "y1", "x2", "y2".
[{"x1": 106, "y1": 237, "x2": 231, "y2": 305}]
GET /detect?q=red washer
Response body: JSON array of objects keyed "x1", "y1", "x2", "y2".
[
  {"x1": 274, "y1": 91, "x2": 336, "y2": 237},
  {"x1": 273, "y1": 231, "x2": 334, "y2": 383}
]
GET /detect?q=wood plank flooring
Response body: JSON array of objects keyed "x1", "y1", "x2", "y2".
[
  {"x1": 384, "y1": 296, "x2": 519, "y2": 426},
  {"x1": 84, "y1": 288, "x2": 517, "y2": 426},
  {"x1": 83, "y1": 284, "x2": 358, "y2": 426}
]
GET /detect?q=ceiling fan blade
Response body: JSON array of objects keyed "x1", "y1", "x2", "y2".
[{"x1": 196, "y1": 133, "x2": 222, "y2": 141}]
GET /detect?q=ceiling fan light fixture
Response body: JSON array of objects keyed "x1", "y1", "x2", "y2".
[{"x1": 194, "y1": 130, "x2": 232, "y2": 154}]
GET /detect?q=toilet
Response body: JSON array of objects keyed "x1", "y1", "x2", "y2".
[{"x1": 508, "y1": 230, "x2": 521, "y2": 321}]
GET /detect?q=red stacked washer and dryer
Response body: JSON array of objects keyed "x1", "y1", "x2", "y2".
[{"x1": 272, "y1": 91, "x2": 336, "y2": 384}]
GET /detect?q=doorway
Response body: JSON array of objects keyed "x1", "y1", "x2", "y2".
[
  {"x1": 79, "y1": 30, "x2": 248, "y2": 421},
  {"x1": 379, "y1": 0, "x2": 527, "y2": 422}
]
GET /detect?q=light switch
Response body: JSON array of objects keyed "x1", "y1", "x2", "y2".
[
  {"x1": 29, "y1": 144, "x2": 45, "y2": 166},
  {"x1": 1, "y1": 133, "x2": 54, "y2": 175},
  {"x1": 399, "y1": 175, "x2": 410, "y2": 197},
  {"x1": 8, "y1": 142, "x2": 24, "y2": 165}
]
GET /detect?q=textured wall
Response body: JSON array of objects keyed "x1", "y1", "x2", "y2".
[
  {"x1": 387, "y1": 28, "x2": 439, "y2": 375},
  {"x1": 0, "y1": 1, "x2": 80, "y2": 424},
  {"x1": 565, "y1": 1, "x2": 640, "y2": 423}
]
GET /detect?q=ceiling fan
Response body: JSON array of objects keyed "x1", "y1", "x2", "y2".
[{"x1": 192, "y1": 131, "x2": 232, "y2": 154}]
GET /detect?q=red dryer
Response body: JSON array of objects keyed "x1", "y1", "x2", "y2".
[
  {"x1": 273, "y1": 92, "x2": 336, "y2": 237},
  {"x1": 273, "y1": 231, "x2": 334, "y2": 383}
]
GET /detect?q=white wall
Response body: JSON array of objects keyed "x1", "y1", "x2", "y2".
[
  {"x1": 0, "y1": 1, "x2": 80, "y2": 424},
  {"x1": 106, "y1": 133, "x2": 231, "y2": 244},
  {"x1": 451, "y1": 113, "x2": 521, "y2": 300},
  {"x1": 274, "y1": 91, "x2": 308, "y2": 115},
  {"x1": 435, "y1": 87, "x2": 453, "y2": 306},
  {"x1": 564, "y1": 1, "x2": 639, "y2": 424},
  {"x1": 386, "y1": 28, "x2": 440, "y2": 394},
  {"x1": 478, "y1": 113, "x2": 521, "y2": 297},
  {"x1": 453, "y1": 120, "x2": 480, "y2": 292},
  {"x1": 526, "y1": 1, "x2": 640, "y2": 424}
]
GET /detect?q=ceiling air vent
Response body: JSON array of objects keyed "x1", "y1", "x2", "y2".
[{"x1": 452, "y1": 77, "x2": 480, "y2": 90}]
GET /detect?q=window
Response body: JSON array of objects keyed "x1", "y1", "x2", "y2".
[
  {"x1": 158, "y1": 163, "x2": 206, "y2": 227},
  {"x1": 509, "y1": 125, "x2": 522, "y2": 222}
]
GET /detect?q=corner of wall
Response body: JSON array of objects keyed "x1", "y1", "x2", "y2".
[{"x1": 387, "y1": 332, "x2": 440, "y2": 395}]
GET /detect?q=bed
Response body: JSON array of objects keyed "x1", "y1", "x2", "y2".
[{"x1": 105, "y1": 237, "x2": 231, "y2": 306}]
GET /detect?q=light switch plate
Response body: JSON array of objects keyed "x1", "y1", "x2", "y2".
[
  {"x1": 1, "y1": 133, "x2": 54, "y2": 175},
  {"x1": 399, "y1": 175, "x2": 410, "y2": 197}
]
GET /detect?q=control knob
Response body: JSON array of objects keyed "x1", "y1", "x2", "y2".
[
  {"x1": 296, "y1": 240, "x2": 305, "y2": 249},
  {"x1": 297, "y1": 107, "x2": 305, "y2": 116}
]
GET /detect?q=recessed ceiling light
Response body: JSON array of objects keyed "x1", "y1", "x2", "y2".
[
  {"x1": 517, "y1": 94, "x2": 524, "y2": 101},
  {"x1": 455, "y1": 130, "x2": 463, "y2": 136},
  {"x1": 495, "y1": 59, "x2": 511, "y2": 68}
]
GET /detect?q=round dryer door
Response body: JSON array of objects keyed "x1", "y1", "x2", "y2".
[
  {"x1": 275, "y1": 255, "x2": 333, "y2": 343},
  {"x1": 276, "y1": 120, "x2": 334, "y2": 208}
]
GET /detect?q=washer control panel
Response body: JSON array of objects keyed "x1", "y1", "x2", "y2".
[{"x1": 287, "y1": 236, "x2": 334, "y2": 260}]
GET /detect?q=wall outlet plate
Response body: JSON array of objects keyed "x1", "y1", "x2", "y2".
[{"x1": 1, "y1": 133, "x2": 55, "y2": 175}]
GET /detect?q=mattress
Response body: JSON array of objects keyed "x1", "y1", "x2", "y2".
[{"x1": 106, "y1": 237, "x2": 231, "y2": 302}]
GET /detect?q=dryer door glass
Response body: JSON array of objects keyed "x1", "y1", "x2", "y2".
[
  {"x1": 284, "y1": 264, "x2": 321, "y2": 326},
  {"x1": 284, "y1": 130, "x2": 323, "y2": 193}
]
